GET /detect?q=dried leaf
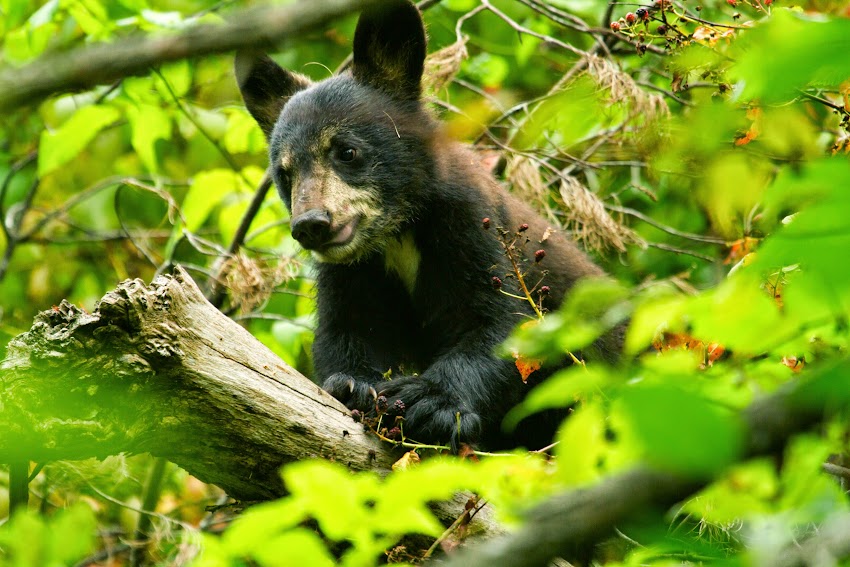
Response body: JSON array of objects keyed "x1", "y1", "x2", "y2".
[
  {"x1": 392, "y1": 450, "x2": 421, "y2": 471},
  {"x1": 223, "y1": 254, "x2": 299, "y2": 313},
  {"x1": 514, "y1": 354, "x2": 542, "y2": 383},
  {"x1": 424, "y1": 38, "x2": 468, "y2": 94},
  {"x1": 584, "y1": 54, "x2": 669, "y2": 122},
  {"x1": 506, "y1": 155, "x2": 549, "y2": 212},
  {"x1": 559, "y1": 176, "x2": 642, "y2": 252},
  {"x1": 781, "y1": 356, "x2": 805, "y2": 373}
]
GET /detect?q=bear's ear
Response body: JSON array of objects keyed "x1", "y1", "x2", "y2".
[
  {"x1": 352, "y1": 0, "x2": 426, "y2": 101},
  {"x1": 234, "y1": 51, "x2": 312, "y2": 139}
]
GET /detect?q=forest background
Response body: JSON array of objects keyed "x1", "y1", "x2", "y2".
[{"x1": 1, "y1": 0, "x2": 850, "y2": 564}]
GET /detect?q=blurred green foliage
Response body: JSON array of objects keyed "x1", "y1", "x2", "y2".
[{"x1": 2, "y1": 0, "x2": 850, "y2": 564}]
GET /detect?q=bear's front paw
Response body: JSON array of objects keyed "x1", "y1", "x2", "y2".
[
  {"x1": 323, "y1": 373, "x2": 378, "y2": 412},
  {"x1": 379, "y1": 377, "x2": 482, "y2": 452}
]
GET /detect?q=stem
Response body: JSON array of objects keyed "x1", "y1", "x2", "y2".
[
  {"x1": 9, "y1": 462, "x2": 29, "y2": 514},
  {"x1": 129, "y1": 457, "x2": 169, "y2": 567},
  {"x1": 505, "y1": 244, "x2": 544, "y2": 320},
  {"x1": 422, "y1": 498, "x2": 487, "y2": 560}
]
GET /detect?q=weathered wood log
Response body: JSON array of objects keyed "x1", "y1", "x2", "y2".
[{"x1": 0, "y1": 267, "x2": 498, "y2": 532}]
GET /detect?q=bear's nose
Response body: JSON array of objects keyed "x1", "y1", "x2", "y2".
[{"x1": 291, "y1": 209, "x2": 332, "y2": 249}]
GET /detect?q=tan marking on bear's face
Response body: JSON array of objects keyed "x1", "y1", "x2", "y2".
[
  {"x1": 291, "y1": 163, "x2": 385, "y2": 264},
  {"x1": 280, "y1": 150, "x2": 292, "y2": 171}
]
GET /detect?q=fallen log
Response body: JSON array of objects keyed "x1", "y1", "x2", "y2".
[{"x1": 0, "y1": 267, "x2": 498, "y2": 533}]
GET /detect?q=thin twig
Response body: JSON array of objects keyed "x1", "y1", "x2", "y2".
[
  {"x1": 823, "y1": 462, "x2": 850, "y2": 483},
  {"x1": 422, "y1": 498, "x2": 488, "y2": 560},
  {"x1": 606, "y1": 204, "x2": 727, "y2": 244},
  {"x1": 646, "y1": 242, "x2": 714, "y2": 262}
]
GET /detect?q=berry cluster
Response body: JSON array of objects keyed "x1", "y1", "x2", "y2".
[
  {"x1": 610, "y1": 2, "x2": 662, "y2": 33},
  {"x1": 609, "y1": 0, "x2": 776, "y2": 53},
  {"x1": 483, "y1": 218, "x2": 552, "y2": 320},
  {"x1": 349, "y1": 393, "x2": 408, "y2": 445}
]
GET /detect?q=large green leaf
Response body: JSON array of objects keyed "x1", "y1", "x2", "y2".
[
  {"x1": 38, "y1": 104, "x2": 120, "y2": 177},
  {"x1": 126, "y1": 103, "x2": 172, "y2": 173},
  {"x1": 732, "y1": 11, "x2": 850, "y2": 102},
  {"x1": 618, "y1": 384, "x2": 744, "y2": 477}
]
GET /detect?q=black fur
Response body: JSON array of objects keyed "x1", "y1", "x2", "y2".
[{"x1": 236, "y1": 0, "x2": 619, "y2": 451}]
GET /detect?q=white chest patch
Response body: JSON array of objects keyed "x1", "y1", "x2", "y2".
[{"x1": 384, "y1": 232, "x2": 421, "y2": 295}]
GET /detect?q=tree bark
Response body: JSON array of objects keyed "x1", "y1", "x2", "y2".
[{"x1": 0, "y1": 267, "x2": 497, "y2": 533}]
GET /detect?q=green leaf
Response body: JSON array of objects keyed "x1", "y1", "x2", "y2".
[
  {"x1": 512, "y1": 75, "x2": 604, "y2": 151},
  {"x1": 157, "y1": 59, "x2": 192, "y2": 97},
  {"x1": 221, "y1": 499, "x2": 307, "y2": 556},
  {"x1": 618, "y1": 384, "x2": 744, "y2": 477},
  {"x1": 444, "y1": 0, "x2": 477, "y2": 10},
  {"x1": 0, "y1": 505, "x2": 96, "y2": 566},
  {"x1": 376, "y1": 460, "x2": 474, "y2": 536},
  {"x1": 554, "y1": 402, "x2": 609, "y2": 485},
  {"x1": 501, "y1": 278, "x2": 629, "y2": 361},
  {"x1": 625, "y1": 289, "x2": 687, "y2": 355},
  {"x1": 182, "y1": 169, "x2": 240, "y2": 232},
  {"x1": 253, "y1": 528, "x2": 335, "y2": 567},
  {"x1": 282, "y1": 461, "x2": 376, "y2": 542},
  {"x1": 126, "y1": 103, "x2": 172, "y2": 173},
  {"x1": 689, "y1": 274, "x2": 787, "y2": 354},
  {"x1": 65, "y1": 0, "x2": 110, "y2": 40},
  {"x1": 732, "y1": 10, "x2": 850, "y2": 102},
  {"x1": 38, "y1": 104, "x2": 120, "y2": 177},
  {"x1": 463, "y1": 52, "x2": 509, "y2": 89},
  {"x1": 503, "y1": 365, "x2": 612, "y2": 430},
  {"x1": 697, "y1": 154, "x2": 770, "y2": 238},
  {"x1": 224, "y1": 109, "x2": 267, "y2": 155}
]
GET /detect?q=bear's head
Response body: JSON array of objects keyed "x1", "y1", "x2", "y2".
[{"x1": 235, "y1": 0, "x2": 436, "y2": 264}]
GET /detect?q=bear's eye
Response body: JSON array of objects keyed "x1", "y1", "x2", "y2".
[
  {"x1": 275, "y1": 168, "x2": 291, "y2": 187},
  {"x1": 337, "y1": 147, "x2": 357, "y2": 163}
]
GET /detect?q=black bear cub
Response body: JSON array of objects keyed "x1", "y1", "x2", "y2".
[{"x1": 236, "y1": 0, "x2": 617, "y2": 450}]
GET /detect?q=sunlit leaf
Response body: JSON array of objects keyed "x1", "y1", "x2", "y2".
[
  {"x1": 182, "y1": 169, "x2": 241, "y2": 232},
  {"x1": 618, "y1": 384, "x2": 744, "y2": 476},
  {"x1": 126, "y1": 103, "x2": 172, "y2": 173},
  {"x1": 38, "y1": 104, "x2": 120, "y2": 177},
  {"x1": 732, "y1": 11, "x2": 850, "y2": 102}
]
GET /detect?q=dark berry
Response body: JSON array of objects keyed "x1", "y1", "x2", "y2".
[
  {"x1": 518, "y1": 223, "x2": 530, "y2": 232},
  {"x1": 657, "y1": 24, "x2": 668, "y2": 34},
  {"x1": 625, "y1": 12, "x2": 636, "y2": 24},
  {"x1": 392, "y1": 399, "x2": 406, "y2": 415},
  {"x1": 387, "y1": 427, "x2": 402, "y2": 441},
  {"x1": 610, "y1": 21, "x2": 621, "y2": 31},
  {"x1": 491, "y1": 276, "x2": 502, "y2": 289},
  {"x1": 376, "y1": 395, "x2": 389, "y2": 413},
  {"x1": 540, "y1": 285, "x2": 551, "y2": 296},
  {"x1": 534, "y1": 249, "x2": 546, "y2": 262},
  {"x1": 482, "y1": 217, "x2": 491, "y2": 229},
  {"x1": 636, "y1": 7, "x2": 648, "y2": 20},
  {"x1": 351, "y1": 409, "x2": 362, "y2": 422}
]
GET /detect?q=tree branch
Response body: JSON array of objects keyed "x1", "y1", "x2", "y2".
[{"x1": 0, "y1": 0, "x2": 381, "y2": 112}]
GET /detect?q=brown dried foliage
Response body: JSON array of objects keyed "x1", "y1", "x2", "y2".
[{"x1": 222, "y1": 254, "x2": 299, "y2": 313}]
